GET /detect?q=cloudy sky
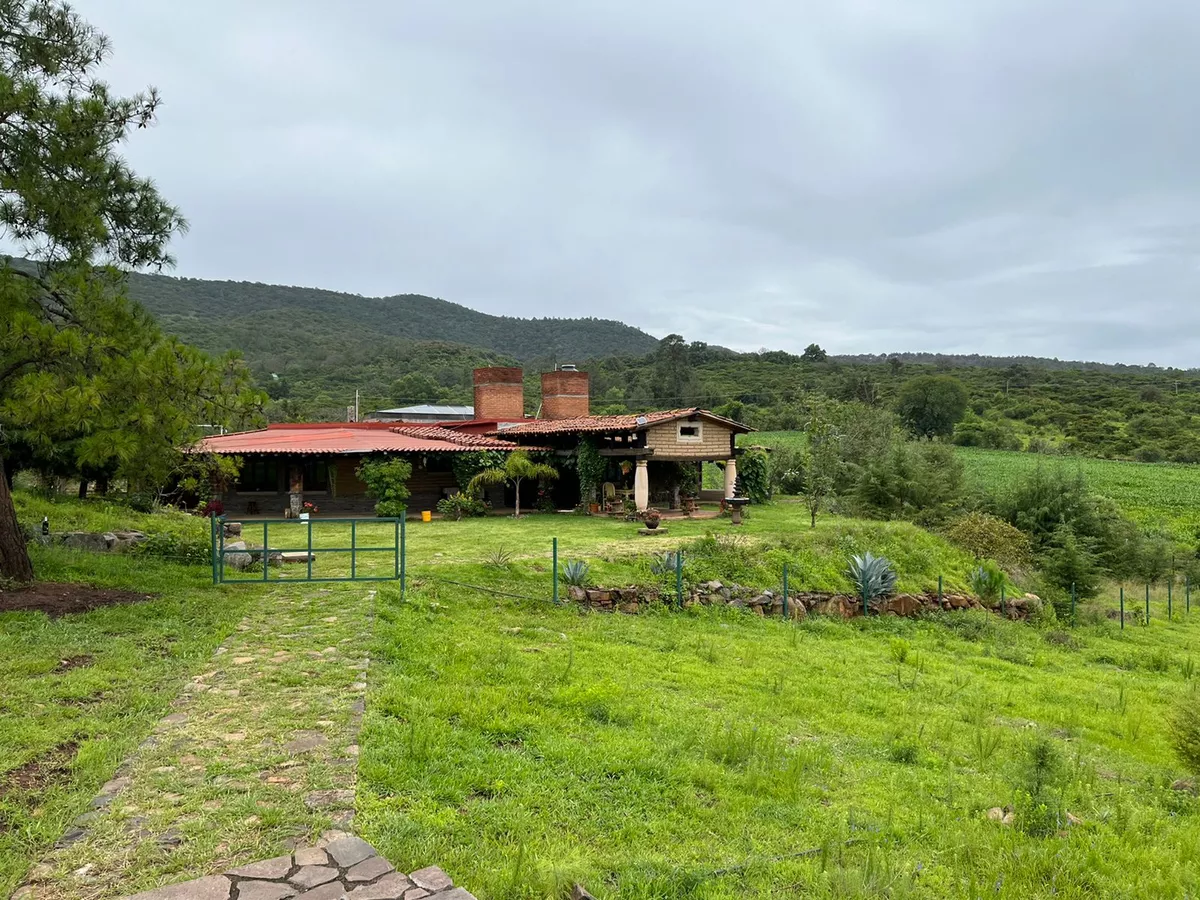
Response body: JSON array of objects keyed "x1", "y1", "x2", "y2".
[{"x1": 88, "y1": 0, "x2": 1200, "y2": 365}]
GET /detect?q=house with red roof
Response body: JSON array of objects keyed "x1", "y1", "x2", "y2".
[{"x1": 197, "y1": 366, "x2": 751, "y2": 516}]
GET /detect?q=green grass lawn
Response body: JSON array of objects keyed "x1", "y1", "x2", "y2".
[
  {"x1": 360, "y1": 585, "x2": 1200, "y2": 900},
  {"x1": 0, "y1": 549, "x2": 255, "y2": 897},
  {"x1": 8, "y1": 491, "x2": 1200, "y2": 899}
]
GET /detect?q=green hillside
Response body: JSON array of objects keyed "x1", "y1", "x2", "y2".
[{"x1": 125, "y1": 270, "x2": 659, "y2": 371}]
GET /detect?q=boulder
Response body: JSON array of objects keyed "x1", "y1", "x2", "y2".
[
  {"x1": 813, "y1": 598, "x2": 854, "y2": 619},
  {"x1": 111, "y1": 530, "x2": 147, "y2": 552},
  {"x1": 60, "y1": 531, "x2": 115, "y2": 552},
  {"x1": 224, "y1": 521, "x2": 243, "y2": 538},
  {"x1": 567, "y1": 586, "x2": 587, "y2": 602},
  {"x1": 224, "y1": 541, "x2": 253, "y2": 571},
  {"x1": 884, "y1": 594, "x2": 923, "y2": 617},
  {"x1": 787, "y1": 602, "x2": 808, "y2": 621}
]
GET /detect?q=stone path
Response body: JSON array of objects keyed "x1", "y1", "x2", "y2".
[
  {"x1": 15, "y1": 587, "x2": 379, "y2": 900},
  {"x1": 120, "y1": 839, "x2": 471, "y2": 900}
]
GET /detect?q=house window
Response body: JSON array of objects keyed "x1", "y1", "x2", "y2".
[
  {"x1": 237, "y1": 458, "x2": 280, "y2": 493},
  {"x1": 302, "y1": 460, "x2": 329, "y2": 492},
  {"x1": 678, "y1": 422, "x2": 703, "y2": 442}
]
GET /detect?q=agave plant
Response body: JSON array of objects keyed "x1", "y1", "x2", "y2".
[
  {"x1": 560, "y1": 560, "x2": 591, "y2": 587},
  {"x1": 486, "y1": 546, "x2": 514, "y2": 568},
  {"x1": 849, "y1": 552, "x2": 897, "y2": 600},
  {"x1": 968, "y1": 560, "x2": 1007, "y2": 601},
  {"x1": 650, "y1": 551, "x2": 682, "y2": 576}
]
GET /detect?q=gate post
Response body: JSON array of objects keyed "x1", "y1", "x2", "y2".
[
  {"x1": 400, "y1": 516, "x2": 407, "y2": 599},
  {"x1": 211, "y1": 514, "x2": 220, "y2": 585}
]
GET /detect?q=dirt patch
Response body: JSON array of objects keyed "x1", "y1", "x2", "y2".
[
  {"x1": 0, "y1": 583, "x2": 156, "y2": 617},
  {"x1": 54, "y1": 654, "x2": 94, "y2": 673},
  {"x1": 0, "y1": 741, "x2": 79, "y2": 798}
]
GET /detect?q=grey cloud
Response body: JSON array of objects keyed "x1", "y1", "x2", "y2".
[{"x1": 82, "y1": 0, "x2": 1200, "y2": 365}]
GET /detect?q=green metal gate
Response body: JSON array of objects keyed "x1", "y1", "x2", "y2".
[{"x1": 210, "y1": 516, "x2": 405, "y2": 585}]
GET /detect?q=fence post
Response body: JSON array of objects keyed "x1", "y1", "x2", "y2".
[
  {"x1": 862, "y1": 578, "x2": 869, "y2": 617},
  {"x1": 1120, "y1": 586, "x2": 1124, "y2": 631},
  {"x1": 400, "y1": 516, "x2": 407, "y2": 599},
  {"x1": 392, "y1": 519, "x2": 399, "y2": 584},
  {"x1": 676, "y1": 550, "x2": 684, "y2": 608},
  {"x1": 1188, "y1": 575, "x2": 1192, "y2": 614},
  {"x1": 938, "y1": 574, "x2": 943, "y2": 611},
  {"x1": 1000, "y1": 584, "x2": 1006, "y2": 617},
  {"x1": 1145, "y1": 584, "x2": 1150, "y2": 625},
  {"x1": 262, "y1": 521, "x2": 269, "y2": 583},
  {"x1": 351, "y1": 520, "x2": 357, "y2": 580},
  {"x1": 1169, "y1": 578, "x2": 1173, "y2": 621},
  {"x1": 782, "y1": 563, "x2": 790, "y2": 620},
  {"x1": 210, "y1": 514, "x2": 220, "y2": 585},
  {"x1": 307, "y1": 518, "x2": 314, "y2": 581},
  {"x1": 552, "y1": 537, "x2": 559, "y2": 605},
  {"x1": 1070, "y1": 582, "x2": 1076, "y2": 625}
]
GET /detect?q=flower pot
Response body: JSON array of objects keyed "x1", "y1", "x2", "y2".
[
  {"x1": 588, "y1": 502, "x2": 600, "y2": 514},
  {"x1": 645, "y1": 519, "x2": 660, "y2": 530}
]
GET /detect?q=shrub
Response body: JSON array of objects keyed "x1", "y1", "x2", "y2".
[
  {"x1": 1040, "y1": 524, "x2": 1101, "y2": 601},
  {"x1": 575, "y1": 440, "x2": 606, "y2": 506},
  {"x1": 437, "y1": 493, "x2": 488, "y2": 521},
  {"x1": 945, "y1": 512, "x2": 1031, "y2": 567},
  {"x1": 651, "y1": 551, "x2": 682, "y2": 577},
  {"x1": 848, "y1": 552, "x2": 897, "y2": 600},
  {"x1": 132, "y1": 531, "x2": 211, "y2": 566},
  {"x1": 356, "y1": 457, "x2": 413, "y2": 518},
  {"x1": 737, "y1": 449, "x2": 771, "y2": 503},
  {"x1": 968, "y1": 560, "x2": 1007, "y2": 601},
  {"x1": 560, "y1": 560, "x2": 590, "y2": 587}
]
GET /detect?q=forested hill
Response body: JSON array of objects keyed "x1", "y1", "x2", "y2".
[{"x1": 124, "y1": 271, "x2": 660, "y2": 364}]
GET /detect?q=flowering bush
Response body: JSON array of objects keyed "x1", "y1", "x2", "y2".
[{"x1": 302, "y1": 501, "x2": 319, "y2": 515}]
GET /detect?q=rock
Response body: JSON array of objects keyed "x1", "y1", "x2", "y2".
[
  {"x1": 326, "y1": 836, "x2": 376, "y2": 868},
  {"x1": 293, "y1": 847, "x2": 330, "y2": 866},
  {"x1": 304, "y1": 789, "x2": 355, "y2": 810},
  {"x1": 350, "y1": 874, "x2": 424, "y2": 899},
  {"x1": 60, "y1": 531, "x2": 114, "y2": 552},
  {"x1": 409, "y1": 866, "x2": 454, "y2": 893},
  {"x1": 291, "y1": 882, "x2": 349, "y2": 900},
  {"x1": 985, "y1": 806, "x2": 1015, "y2": 826},
  {"x1": 787, "y1": 602, "x2": 807, "y2": 621},
  {"x1": 236, "y1": 883, "x2": 296, "y2": 900},
  {"x1": 224, "y1": 540, "x2": 253, "y2": 570},
  {"x1": 704, "y1": 580, "x2": 723, "y2": 591},
  {"x1": 224, "y1": 521, "x2": 243, "y2": 537},
  {"x1": 573, "y1": 886, "x2": 598, "y2": 900},
  {"x1": 885, "y1": 595, "x2": 923, "y2": 617},
  {"x1": 229, "y1": 855, "x2": 294, "y2": 879},
  {"x1": 289, "y1": 866, "x2": 338, "y2": 889},
  {"x1": 567, "y1": 585, "x2": 586, "y2": 602},
  {"x1": 346, "y1": 856, "x2": 395, "y2": 883}
]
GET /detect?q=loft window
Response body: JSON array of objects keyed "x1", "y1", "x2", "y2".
[
  {"x1": 237, "y1": 458, "x2": 280, "y2": 492},
  {"x1": 678, "y1": 422, "x2": 703, "y2": 442}
]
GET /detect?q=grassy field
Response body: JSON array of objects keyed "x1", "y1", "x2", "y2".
[
  {"x1": 361, "y1": 584, "x2": 1200, "y2": 899},
  {"x1": 0, "y1": 550, "x2": 253, "y2": 896},
  {"x1": 6, "y1": 492, "x2": 1200, "y2": 899},
  {"x1": 745, "y1": 432, "x2": 1200, "y2": 541},
  {"x1": 955, "y1": 448, "x2": 1200, "y2": 540}
]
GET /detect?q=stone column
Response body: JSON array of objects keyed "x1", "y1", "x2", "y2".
[
  {"x1": 723, "y1": 458, "x2": 738, "y2": 498},
  {"x1": 634, "y1": 460, "x2": 649, "y2": 511},
  {"x1": 288, "y1": 465, "x2": 303, "y2": 518}
]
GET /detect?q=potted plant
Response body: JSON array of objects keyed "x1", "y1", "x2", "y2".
[
  {"x1": 301, "y1": 501, "x2": 319, "y2": 519},
  {"x1": 643, "y1": 508, "x2": 662, "y2": 530}
]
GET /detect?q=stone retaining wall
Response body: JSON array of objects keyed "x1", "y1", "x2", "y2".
[{"x1": 567, "y1": 581, "x2": 1040, "y2": 620}]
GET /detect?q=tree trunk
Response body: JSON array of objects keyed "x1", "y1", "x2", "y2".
[
  {"x1": 513, "y1": 477, "x2": 521, "y2": 518},
  {"x1": 78, "y1": 477, "x2": 89, "y2": 500},
  {"x1": 0, "y1": 455, "x2": 35, "y2": 582},
  {"x1": 97, "y1": 475, "x2": 109, "y2": 495}
]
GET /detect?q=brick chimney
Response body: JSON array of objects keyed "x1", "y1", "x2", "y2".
[
  {"x1": 541, "y1": 367, "x2": 590, "y2": 420},
  {"x1": 473, "y1": 367, "x2": 525, "y2": 421}
]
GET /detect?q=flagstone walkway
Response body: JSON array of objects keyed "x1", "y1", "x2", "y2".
[{"x1": 13, "y1": 587, "x2": 401, "y2": 900}]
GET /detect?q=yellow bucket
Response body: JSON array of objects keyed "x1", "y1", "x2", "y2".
[{"x1": 421, "y1": 510, "x2": 432, "y2": 523}]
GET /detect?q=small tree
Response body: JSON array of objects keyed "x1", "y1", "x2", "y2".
[
  {"x1": 896, "y1": 375, "x2": 969, "y2": 439},
  {"x1": 468, "y1": 451, "x2": 557, "y2": 518},
  {"x1": 801, "y1": 343, "x2": 828, "y2": 363},
  {"x1": 945, "y1": 512, "x2": 1031, "y2": 567},
  {"x1": 802, "y1": 401, "x2": 839, "y2": 527},
  {"x1": 737, "y1": 449, "x2": 770, "y2": 503},
  {"x1": 356, "y1": 457, "x2": 413, "y2": 517}
]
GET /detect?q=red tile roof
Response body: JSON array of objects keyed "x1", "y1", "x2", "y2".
[
  {"x1": 492, "y1": 408, "x2": 752, "y2": 436},
  {"x1": 389, "y1": 425, "x2": 546, "y2": 450},
  {"x1": 197, "y1": 423, "x2": 524, "y2": 455}
]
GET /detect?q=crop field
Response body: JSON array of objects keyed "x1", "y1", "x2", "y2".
[{"x1": 744, "y1": 433, "x2": 1200, "y2": 541}]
